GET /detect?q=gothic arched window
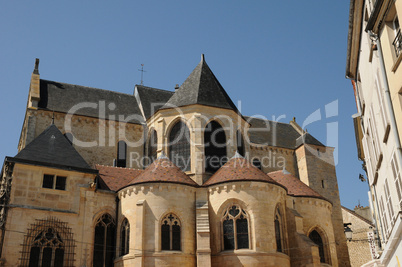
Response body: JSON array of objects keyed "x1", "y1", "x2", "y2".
[
  {"x1": 222, "y1": 205, "x2": 249, "y2": 250},
  {"x1": 117, "y1": 141, "x2": 127, "y2": 167},
  {"x1": 161, "y1": 213, "x2": 181, "y2": 251},
  {"x1": 20, "y1": 217, "x2": 75, "y2": 267},
  {"x1": 236, "y1": 130, "x2": 245, "y2": 157},
  {"x1": 204, "y1": 121, "x2": 227, "y2": 173},
  {"x1": 147, "y1": 130, "x2": 158, "y2": 166},
  {"x1": 169, "y1": 121, "x2": 191, "y2": 171},
  {"x1": 93, "y1": 214, "x2": 116, "y2": 267},
  {"x1": 28, "y1": 228, "x2": 64, "y2": 267},
  {"x1": 120, "y1": 218, "x2": 130, "y2": 256},
  {"x1": 309, "y1": 230, "x2": 326, "y2": 263},
  {"x1": 274, "y1": 207, "x2": 284, "y2": 253}
]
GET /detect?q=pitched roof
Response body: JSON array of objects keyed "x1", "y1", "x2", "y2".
[
  {"x1": 295, "y1": 132, "x2": 324, "y2": 147},
  {"x1": 161, "y1": 55, "x2": 239, "y2": 112},
  {"x1": 11, "y1": 124, "x2": 95, "y2": 173},
  {"x1": 268, "y1": 170, "x2": 329, "y2": 202},
  {"x1": 135, "y1": 85, "x2": 174, "y2": 119},
  {"x1": 245, "y1": 116, "x2": 301, "y2": 149},
  {"x1": 120, "y1": 156, "x2": 198, "y2": 190},
  {"x1": 341, "y1": 206, "x2": 374, "y2": 226},
  {"x1": 203, "y1": 154, "x2": 284, "y2": 188},
  {"x1": 38, "y1": 79, "x2": 144, "y2": 124},
  {"x1": 96, "y1": 165, "x2": 144, "y2": 191}
]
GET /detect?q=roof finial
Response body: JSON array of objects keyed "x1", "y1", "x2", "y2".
[
  {"x1": 138, "y1": 64, "x2": 146, "y2": 86},
  {"x1": 51, "y1": 111, "x2": 55, "y2": 125},
  {"x1": 33, "y1": 58, "x2": 40, "y2": 75},
  {"x1": 232, "y1": 151, "x2": 243, "y2": 159},
  {"x1": 159, "y1": 151, "x2": 169, "y2": 159},
  {"x1": 282, "y1": 166, "x2": 290, "y2": 174},
  {"x1": 201, "y1": 54, "x2": 205, "y2": 62}
]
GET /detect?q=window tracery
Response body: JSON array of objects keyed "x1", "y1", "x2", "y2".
[
  {"x1": 120, "y1": 218, "x2": 130, "y2": 256},
  {"x1": 161, "y1": 213, "x2": 181, "y2": 251},
  {"x1": 222, "y1": 205, "x2": 249, "y2": 250},
  {"x1": 169, "y1": 121, "x2": 191, "y2": 171},
  {"x1": 93, "y1": 213, "x2": 116, "y2": 267}
]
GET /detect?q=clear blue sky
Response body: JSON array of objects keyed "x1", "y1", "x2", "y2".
[{"x1": 0, "y1": 1, "x2": 368, "y2": 209}]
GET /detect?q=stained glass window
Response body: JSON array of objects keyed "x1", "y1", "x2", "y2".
[
  {"x1": 274, "y1": 207, "x2": 284, "y2": 253},
  {"x1": 161, "y1": 213, "x2": 181, "y2": 251},
  {"x1": 20, "y1": 217, "x2": 74, "y2": 267},
  {"x1": 93, "y1": 213, "x2": 116, "y2": 267},
  {"x1": 309, "y1": 230, "x2": 325, "y2": 263},
  {"x1": 120, "y1": 218, "x2": 130, "y2": 256},
  {"x1": 169, "y1": 121, "x2": 191, "y2": 171},
  {"x1": 222, "y1": 205, "x2": 249, "y2": 250},
  {"x1": 204, "y1": 121, "x2": 227, "y2": 173}
]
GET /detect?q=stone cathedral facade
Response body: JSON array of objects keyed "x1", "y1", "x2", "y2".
[{"x1": 0, "y1": 56, "x2": 350, "y2": 266}]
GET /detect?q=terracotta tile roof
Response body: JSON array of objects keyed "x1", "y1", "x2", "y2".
[
  {"x1": 96, "y1": 165, "x2": 144, "y2": 191},
  {"x1": 123, "y1": 157, "x2": 198, "y2": 189},
  {"x1": 203, "y1": 155, "x2": 284, "y2": 188},
  {"x1": 268, "y1": 170, "x2": 329, "y2": 202}
]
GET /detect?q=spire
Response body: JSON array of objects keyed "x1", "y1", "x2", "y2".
[
  {"x1": 161, "y1": 55, "x2": 240, "y2": 113},
  {"x1": 282, "y1": 166, "x2": 290, "y2": 174},
  {"x1": 33, "y1": 58, "x2": 39, "y2": 75},
  {"x1": 158, "y1": 151, "x2": 169, "y2": 159}
]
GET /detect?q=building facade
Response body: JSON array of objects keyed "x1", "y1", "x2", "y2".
[
  {"x1": 0, "y1": 56, "x2": 350, "y2": 266},
  {"x1": 342, "y1": 206, "x2": 375, "y2": 267},
  {"x1": 346, "y1": 0, "x2": 402, "y2": 266}
]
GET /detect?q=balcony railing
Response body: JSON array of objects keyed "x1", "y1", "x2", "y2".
[{"x1": 393, "y1": 29, "x2": 402, "y2": 57}]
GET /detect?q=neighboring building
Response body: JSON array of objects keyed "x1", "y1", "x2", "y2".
[
  {"x1": 346, "y1": 0, "x2": 402, "y2": 266},
  {"x1": 342, "y1": 206, "x2": 375, "y2": 267},
  {"x1": 0, "y1": 56, "x2": 350, "y2": 266}
]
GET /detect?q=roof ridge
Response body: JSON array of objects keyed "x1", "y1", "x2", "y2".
[
  {"x1": 136, "y1": 84, "x2": 173, "y2": 93},
  {"x1": 41, "y1": 79, "x2": 136, "y2": 98},
  {"x1": 244, "y1": 115, "x2": 294, "y2": 126}
]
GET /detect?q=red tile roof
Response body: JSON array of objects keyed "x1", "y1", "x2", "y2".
[
  {"x1": 96, "y1": 165, "x2": 144, "y2": 191},
  {"x1": 203, "y1": 156, "x2": 284, "y2": 188},
  {"x1": 268, "y1": 170, "x2": 329, "y2": 202},
  {"x1": 123, "y1": 157, "x2": 198, "y2": 189}
]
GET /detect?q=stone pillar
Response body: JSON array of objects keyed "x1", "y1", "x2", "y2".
[
  {"x1": 196, "y1": 189, "x2": 211, "y2": 267},
  {"x1": 135, "y1": 199, "x2": 145, "y2": 266}
]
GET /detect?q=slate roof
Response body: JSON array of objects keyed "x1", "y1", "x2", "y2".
[
  {"x1": 120, "y1": 156, "x2": 198, "y2": 190},
  {"x1": 268, "y1": 170, "x2": 329, "y2": 202},
  {"x1": 203, "y1": 153, "x2": 284, "y2": 188},
  {"x1": 161, "y1": 55, "x2": 239, "y2": 113},
  {"x1": 245, "y1": 116, "x2": 325, "y2": 149},
  {"x1": 135, "y1": 85, "x2": 174, "y2": 119},
  {"x1": 38, "y1": 79, "x2": 144, "y2": 124},
  {"x1": 295, "y1": 132, "x2": 324, "y2": 147},
  {"x1": 96, "y1": 165, "x2": 144, "y2": 191},
  {"x1": 245, "y1": 116, "x2": 301, "y2": 149},
  {"x1": 10, "y1": 124, "x2": 95, "y2": 173}
]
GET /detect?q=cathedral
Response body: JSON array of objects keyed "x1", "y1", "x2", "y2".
[{"x1": 0, "y1": 55, "x2": 350, "y2": 266}]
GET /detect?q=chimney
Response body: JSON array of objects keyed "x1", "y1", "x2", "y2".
[{"x1": 28, "y1": 58, "x2": 40, "y2": 109}]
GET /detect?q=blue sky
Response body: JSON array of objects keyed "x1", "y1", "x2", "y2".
[{"x1": 0, "y1": 1, "x2": 369, "y2": 209}]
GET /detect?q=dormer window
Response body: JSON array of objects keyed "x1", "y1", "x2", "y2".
[{"x1": 42, "y1": 174, "x2": 66, "y2": 190}]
